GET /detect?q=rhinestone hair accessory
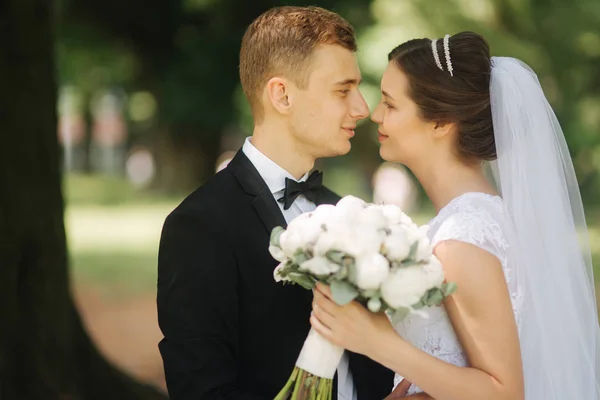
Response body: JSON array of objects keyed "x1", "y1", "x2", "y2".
[
  {"x1": 431, "y1": 39, "x2": 444, "y2": 72},
  {"x1": 443, "y1": 34, "x2": 454, "y2": 76}
]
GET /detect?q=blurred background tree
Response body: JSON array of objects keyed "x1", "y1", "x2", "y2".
[{"x1": 1, "y1": 0, "x2": 599, "y2": 397}]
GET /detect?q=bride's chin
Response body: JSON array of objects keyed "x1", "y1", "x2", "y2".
[{"x1": 379, "y1": 146, "x2": 401, "y2": 163}]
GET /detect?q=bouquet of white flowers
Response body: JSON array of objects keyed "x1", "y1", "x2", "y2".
[{"x1": 270, "y1": 195, "x2": 456, "y2": 400}]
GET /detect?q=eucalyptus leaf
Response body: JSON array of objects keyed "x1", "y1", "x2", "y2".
[
  {"x1": 333, "y1": 265, "x2": 348, "y2": 280},
  {"x1": 270, "y1": 226, "x2": 285, "y2": 247},
  {"x1": 407, "y1": 241, "x2": 419, "y2": 259},
  {"x1": 287, "y1": 272, "x2": 316, "y2": 290},
  {"x1": 391, "y1": 307, "x2": 410, "y2": 325},
  {"x1": 330, "y1": 280, "x2": 359, "y2": 305},
  {"x1": 293, "y1": 250, "x2": 310, "y2": 266},
  {"x1": 400, "y1": 260, "x2": 420, "y2": 267},
  {"x1": 361, "y1": 289, "x2": 379, "y2": 298},
  {"x1": 425, "y1": 288, "x2": 444, "y2": 306},
  {"x1": 325, "y1": 250, "x2": 345, "y2": 264},
  {"x1": 347, "y1": 260, "x2": 358, "y2": 283},
  {"x1": 412, "y1": 300, "x2": 426, "y2": 309},
  {"x1": 442, "y1": 282, "x2": 458, "y2": 297}
]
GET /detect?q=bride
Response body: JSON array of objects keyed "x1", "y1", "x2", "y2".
[{"x1": 310, "y1": 32, "x2": 600, "y2": 399}]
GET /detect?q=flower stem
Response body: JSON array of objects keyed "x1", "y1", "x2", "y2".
[{"x1": 274, "y1": 367, "x2": 299, "y2": 400}]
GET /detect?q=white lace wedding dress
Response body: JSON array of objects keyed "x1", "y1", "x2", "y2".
[{"x1": 392, "y1": 192, "x2": 524, "y2": 395}]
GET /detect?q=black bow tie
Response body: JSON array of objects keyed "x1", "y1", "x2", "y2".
[{"x1": 278, "y1": 170, "x2": 323, "y2": 210}]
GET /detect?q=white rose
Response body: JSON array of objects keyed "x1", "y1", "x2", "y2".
[
  {"x1": 380, "y1": 266, "x2": 430, "y2": 309},
  {"x1": 299, "y1": 256, "x2": 340, "y2": 276},
  {"x1": 382, "y1": 234, "x2": 411, "y2": 262},
  {"x1": 268, "y1": 245, "x2": 286, "y2": 262},
  {"x1": 353, "y1": 253, "x2": 390, "y2": 290},
  {"x1": 273, "y1": 262, "x2": 290, "y2": 282},
  {"x1": 423, "y1": 255, "x2": 445, "y2": 287}
]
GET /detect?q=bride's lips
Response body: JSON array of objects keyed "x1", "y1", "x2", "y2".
[{"x1": 378, "y1": 130, "x2": 389, "y2": 142}]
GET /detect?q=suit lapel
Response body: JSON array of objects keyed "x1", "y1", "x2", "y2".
[
  {"x1": 227, "y1": 149, "x2": 342, "y2": 233},
  {"x1": 227, "y1": 150, "x2": 288, "y2": 234}
]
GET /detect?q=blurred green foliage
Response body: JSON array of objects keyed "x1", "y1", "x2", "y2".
[{"x1": 57, "y1": 0, "x2": 600, "y2": 204}]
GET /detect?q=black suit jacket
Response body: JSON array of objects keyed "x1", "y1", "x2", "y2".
[{"x1": 157, "y1": 150, "x2": 394, "y2": 400}]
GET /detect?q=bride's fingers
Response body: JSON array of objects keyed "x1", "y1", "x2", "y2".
[
  {"x1": 315, "y1": 282, "x2": 333, "y2": 299},
  {"x1": 313, "y1": 287, "x2": 341, "y2": 315},
  {"x1": 391, "y1": 379, "x2": 412, "y2": 396},
  {"x1": 310, "y1": 314, "x2": 335, "y2": 342},
  {"x1": 312, "y1": 301, "x2": 336, "y2": 330}
]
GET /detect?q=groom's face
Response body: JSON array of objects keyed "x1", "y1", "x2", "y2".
[{"x1": 288, "y1": 44, "x2": 369, "y2": 158}]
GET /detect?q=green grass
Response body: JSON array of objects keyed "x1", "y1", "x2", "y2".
[
  {"x1": 65, "y1": 174, "x2": 181, "y2": 295},
  {"x1": 64, "y1": 174, "x2": 600, "y2": 296}
]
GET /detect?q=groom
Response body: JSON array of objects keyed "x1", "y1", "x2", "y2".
[{"x1": 157, "y1": 6, "x2": 393, "y2": 400}]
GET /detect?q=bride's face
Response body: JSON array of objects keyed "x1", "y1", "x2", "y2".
[{"x1": 371, "y1": 62, "x2": 436, "y2": 166}]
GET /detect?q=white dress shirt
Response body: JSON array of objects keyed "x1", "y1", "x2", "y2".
[{"x1": 242, "y1": 137, "x2": 356, "y2": 400}]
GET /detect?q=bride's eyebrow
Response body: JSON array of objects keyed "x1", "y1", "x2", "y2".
[{"x1": 382, "y1": 90, "x2": 395, "y2": 101}]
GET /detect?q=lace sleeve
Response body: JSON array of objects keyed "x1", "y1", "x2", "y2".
[{"x1": 431, "y1": 209, "x2": 509, "y2": 265}]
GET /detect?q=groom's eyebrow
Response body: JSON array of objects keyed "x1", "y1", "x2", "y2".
[
  {"x1": 382, "y1": 90, "x2": 395, "y2": 101},
  {"x1": 334, "y1": 78, "x2": 361, "y2": 86}
]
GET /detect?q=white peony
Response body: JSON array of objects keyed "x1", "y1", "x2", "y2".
[
  {"x1": 380, "y1": 204, "x2": 413, "y2": 226},
  {"x1": 280, "y1": 215, "x2": 324, "y2": 257},
  {"x1": 268, "y1": 245, "x2": 286, "y2": 262},
  {"x1": 299, "y1": 256, "x2": 341, "y2": 276},
  {"x1": 335, "y1": 195, "x2": 367, "y2": 218},
  {"x1": 423, "y1": 255, "x2": 445, "y2": 287},
  {"x1": 313, "y1": 230, "x2": 354, "y2": 257},
  {"x1": 353, "y1": 253, "x2": 390, "y2": 290},
  {"x1": 415, "y1": 235, "x2": 434, "y2": 261},
  {"x1": 359, "y1": 206, "x2": 390, "y2": 230},
  {"x1": 382, "y1": 234, "x2": 411, "y2": 262},
  {"x1": 380, "y1": 266, "x2": 431, "y2": 309}
]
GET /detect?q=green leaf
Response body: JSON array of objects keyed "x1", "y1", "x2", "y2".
[
  {"x1": 412, "y1": 299, "x2": 426, "y2": 309},
  {"x1": 293, "y1": 250, "x2": 310, "y2": 266},
  {"x1": 270, "y1": 226, "x2": 285, "y2": 247},
  {"x1": 333, "y1": 265, "x2": 348, "y2": 280},
  {"x1": 325, "y1": 250, "x2": 345, "y2": 264},
  {"x1": 287, "y1": 272, "x2": 316, "y2": 290},
  {"x1": 330, "y1": 280, "x2": 359, "y2": 305},
  {"x1": 391, "y1": 307, "x2": 410, "y2": 325},
  {"x1": 361, "y1": 289, "x2": 379, "y2": 298},
  {"x1": 400, "y1": 260, "x2": 420, "y2": 267},
  {"x1": 407, "y1": 241, "x2": 419, "y2": 259},
  {"x1": 424, "y1": 288, "x2": 444, "y2": 306},
  {"x1": 442, "y1": 282, "x2": 458, "y2": 297}
]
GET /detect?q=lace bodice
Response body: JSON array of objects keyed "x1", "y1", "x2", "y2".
[{"x1": 392, "y1": 192, "x2": 523, "y2": 395}]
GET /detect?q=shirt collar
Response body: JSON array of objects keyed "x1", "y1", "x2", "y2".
[{"x1": 241, "y1": 137, "x2": 309, "y2": 194}]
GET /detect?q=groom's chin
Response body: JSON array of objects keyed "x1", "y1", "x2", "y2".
[{"x1": 330, "y1": 139, "x2": 352, "y2": 157}]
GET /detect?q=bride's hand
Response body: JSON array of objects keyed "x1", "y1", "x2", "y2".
[{"x1": 310, "y1": 282, "x2": 397, "y2": 357}]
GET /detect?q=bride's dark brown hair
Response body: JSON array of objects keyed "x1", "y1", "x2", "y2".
[{"x1": 388, "y1": 32, "x2": 495, "y2": 163}]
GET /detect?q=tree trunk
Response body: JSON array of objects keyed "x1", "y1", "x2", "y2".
[{"x1": 0, "y1": 1, "x2": 167, "y2": 399}]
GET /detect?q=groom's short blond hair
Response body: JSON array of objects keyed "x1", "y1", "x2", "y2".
[{"x1": 239, "y1": 6, "x2": 357, "y2": 122}]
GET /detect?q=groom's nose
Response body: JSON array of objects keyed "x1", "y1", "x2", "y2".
[{"x1": 350, "y1": 92, "x2": 370, "y2": 121}]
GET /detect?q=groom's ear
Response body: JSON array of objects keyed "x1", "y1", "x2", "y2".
[{"x1": 265, "y1": 77, "x2": 292, "y2": 115}]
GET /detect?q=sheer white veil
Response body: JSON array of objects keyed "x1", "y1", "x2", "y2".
[{"x1": 489, "y1": 56, "x2": 600, "y2": 399}]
